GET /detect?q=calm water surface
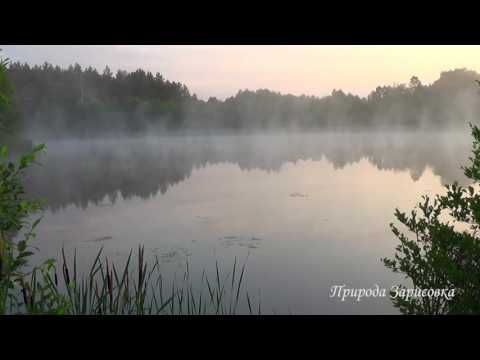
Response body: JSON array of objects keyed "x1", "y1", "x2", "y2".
[{"x1": 20, "y1": 131, "x2": 471, "y2": 314}]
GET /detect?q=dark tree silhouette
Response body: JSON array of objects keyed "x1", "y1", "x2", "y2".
[
  {"x1": 0, "y1": 52, "x2": 17, "y2": 136},
  {"x1": 5, "y1": 62, "x2": 480, "y2": 136}
]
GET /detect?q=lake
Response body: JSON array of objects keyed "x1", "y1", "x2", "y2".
[{"x1": 20, "y1": 130, "x2": 472, "y2": 314}]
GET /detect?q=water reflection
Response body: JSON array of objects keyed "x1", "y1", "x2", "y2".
[
  {"x1": 19, "y1": 130, "x2": 472, "y2": 314},
  {"x1": 23, "y1": 131, "x2": 471, "y2": 211}
]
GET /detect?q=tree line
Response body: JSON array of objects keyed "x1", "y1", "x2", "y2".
[{"x1": 5, "y1": 62, "x2": 480, "y2": 137}]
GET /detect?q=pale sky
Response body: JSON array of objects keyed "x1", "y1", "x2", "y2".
[{"x1": 1, "y1": 45, "x2": 480, "y2": 100}]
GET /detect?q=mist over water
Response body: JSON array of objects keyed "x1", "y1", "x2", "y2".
[
  {"x1": 4, "y1": 47, "x2": 480, "y2": 314},
  {"x1": 15, "y1": 129, "x2": 472, "y2": 314}
]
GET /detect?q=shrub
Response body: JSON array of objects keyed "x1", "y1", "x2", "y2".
[{"x1": 383, "y1": 123, "x2": 480, "y2": 314}]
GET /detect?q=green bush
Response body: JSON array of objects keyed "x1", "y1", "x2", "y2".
[
  {"x1": 0, "y1": 143, "x2": 47, "y2": 314},
  {"x1": 383, "y1": 123, "x2": 480, "y2": 314},
  {"x1": 0, "y1": 53, "x2": 13, "y2": 132}
]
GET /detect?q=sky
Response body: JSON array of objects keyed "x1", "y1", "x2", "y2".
[{"x1": 1, "y1": 45, "x2": 480, "y2": 100}]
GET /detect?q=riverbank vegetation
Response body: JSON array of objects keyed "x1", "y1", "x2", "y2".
[
  {"x1": 383, "y1": 121, "x2": 480, "y2": 314},
  {"x1": 0, "y1": 52, "x2": 20, "y2": 142}
]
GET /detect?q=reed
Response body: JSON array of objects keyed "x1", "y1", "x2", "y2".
[{"x1": 9, "y1": 245, "x2": 258, "y2": 315}]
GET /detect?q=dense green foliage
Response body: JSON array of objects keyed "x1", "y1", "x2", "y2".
[
  {"x1": 6, "y1": 62, "x2": 480, "y2": 136},
  {"x1": 383, "y1": 123, "x2": 480, "y2": 314},
  {"x1": 0, "y1": 143, "x2": 47, "y2": 313},
  {"x1": 0, "y1": 53, "x2": 19, "y2": 137}
]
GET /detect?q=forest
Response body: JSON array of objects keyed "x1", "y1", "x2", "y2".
[{"x1": 5, "y1": 62, "x2": 480, "y2": 137}]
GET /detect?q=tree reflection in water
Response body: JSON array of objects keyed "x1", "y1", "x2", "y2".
[{"x1": 20, "y1": 131, "x2": 471, "y2": 212}]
